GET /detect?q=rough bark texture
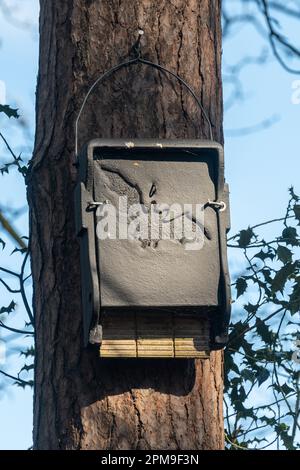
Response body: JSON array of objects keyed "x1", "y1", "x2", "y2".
[{"x1": 28, "y1": 0, "x2": 224, "y2": 450}]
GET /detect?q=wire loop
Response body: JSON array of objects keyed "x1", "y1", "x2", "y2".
[
  {"x1": 75, "y1": 48, "x2": 214, "y2": 156},
  {"x1": 207, "y1": 200, "x2": 227, "y2": 212}
]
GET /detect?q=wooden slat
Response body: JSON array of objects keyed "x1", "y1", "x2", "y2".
[{"x1": 99, "y1": 312, "x2": 210, "y2": 359}]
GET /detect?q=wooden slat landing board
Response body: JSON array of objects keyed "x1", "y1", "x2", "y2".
[{"x1": 99, "y1": 312, "x2": 210, "y2": 359}]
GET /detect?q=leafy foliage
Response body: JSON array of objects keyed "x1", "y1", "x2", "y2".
[
  {"x1": 0, "y1": 104, "x2": 19, "y2": 119},
  {"x1": 0, "y1": 107, "x2": 33, "y2": 391},
  {"x1": 225, "y1": 188, "x2": 300, "y2": 450},
  {"x1": 0, "y1": 300, "x2": 16, "y2": 315}
]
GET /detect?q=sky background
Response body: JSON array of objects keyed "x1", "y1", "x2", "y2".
[{"x1": 0, "y1": 0, "x2": 299, "y2": 449}]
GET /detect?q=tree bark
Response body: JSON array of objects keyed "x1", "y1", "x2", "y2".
[{"x1": 28, "y1": 0, "x2": 224, "y2": 450}]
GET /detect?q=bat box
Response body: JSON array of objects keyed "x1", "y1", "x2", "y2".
[{"x1": 75, "y1": 139, "x2": 231, "y2": 358}]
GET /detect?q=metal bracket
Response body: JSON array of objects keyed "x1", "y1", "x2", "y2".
[
  {"x1": 87, "y1": 200, "x2": 109, "y2": 211},
  {"x1": 207, "y1": 200, "x2": 227, "y2": 212},
  {"x1": 89, "y1": 325, "x2": 103, "y2": 345}
]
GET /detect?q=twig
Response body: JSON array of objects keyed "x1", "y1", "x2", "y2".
[
  {"x1": 225, "y1": 433, "x2": 248, "y2": 450},
  {"x1": 291, "y1": 374, "x2": 300, "y2": 444},
  {"x1": 0, "y1": 320, "x2": 34, "y2": 336},
  {"x1": 0, "y1": 369, "x2": 31, "y2": 387},
  {"x1": 228, "y1": 215, "x2": 293, "y2": 242},
  {"x1": 0, "y1": 211, "x2": 27, "y2": 250},
  {"x1": 0, "y1": 266, "x2": 19, "y2": 277},
  {"x1": 260, "y1": 0, "x2": 300, "y2": 74},
  {"x1": 19, "y1": 251, "x2": 34, "y2": 326},
  {"x1": 0, "y1": 278, "x2": 20, "y2": 293}
]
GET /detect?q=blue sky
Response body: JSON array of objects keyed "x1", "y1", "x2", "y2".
[
  {"x1": 0, "y1": 1, "x2": 299, "y2": 449},
  {"x1": 0, "y1": 0, "x2": 38, "y2": 450}
]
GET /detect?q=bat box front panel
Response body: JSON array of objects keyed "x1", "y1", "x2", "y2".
[{"x1": 92, "y1": 142, "x2": 222, "y2": 309}]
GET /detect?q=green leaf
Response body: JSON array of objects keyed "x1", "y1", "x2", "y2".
[
  {"x1": 281, "y1": 383, "x2": 294, "y2": 396},
  {"x1": 20, "y1": 346, "x2": 35, "y2": 358},
  {"x1": 289, "y1": 279, "x2": 300, "y2": 314},
  {"x1": 293, "y1": 204, "x2": 300, "y2": 224},
  {"x1": 256, "y1": 318, "x2": 273, "y2": 344},
  {"x1": 0, "y1": 300, "x2": 16, "y2": 315},
  {"x1": 0, "y1": 104, "x2": 19, "y2": 119},
  {"x1": 275, "y1": 424, "x2": 294, "y2": 450},
  {"x1": 237, "y1": 227, "x2": 255, "y2": 248},
  {"x1": 18, "y1": 165, "x2": 28, "y2": 177},
  {"x1": 228, "y1": 321, "x2": 245, "y2": 347},
  {"x1": 236, "y1": 277, "x2": 248, "y2": 298},
  {"x1": 277, "y1": 245, "x2": 292, "y2": 263},
  {"x1": 261, "y1": 415, "x2": 276, "y2": 426},
  {"x1": 257, "y1": 368, "x2": 270, "y2": 386},
  {"x1": 15, "y1": 380, "x2": 34, "y2": 389},
  {"x1": 254, "y1": 249, "x2": 275, "y2": 261},
  {"x1": 241, "y1": 369, "x2": 255, "y2": 383},
  {"x1": 289, "y1": 186, "x2": 299, "y2": 202},
  {"x1": 234, "y1": 400, "x2": 247, "y2": 413},
  {"x1": 224, "y1": 352, "x2": 240, "y2": 387},
  {"x1": 244, "y1": 302, "x2": 258, "y2": 314},
  {"x1": 11, "y1": 247, "x2": 27, "y2": 255},
  {"x1": 262, "y1": 268, "x2": 273, "y2": 284},
  {"x1": 272, "y1": 263, "x2": 295, "y2": 293},
  {"x1": 277, "y1": 423, "x2": 289, "y2": 432},
  {"x1": 281, "y1": 227, "x2": 299, "y2": 247},
  {"x1": 20, "y1": 363, "x2": 34, "y2": 374},
  {"x1": 238, "y1": 386, "x2": 247, "y2": 401}
]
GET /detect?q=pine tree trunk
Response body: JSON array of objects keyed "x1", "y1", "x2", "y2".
[{"x1": 28, "y1": 0, "x2": 224, "y2": 450}]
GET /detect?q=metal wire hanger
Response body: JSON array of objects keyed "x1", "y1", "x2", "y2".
[{"x1": 75, "y1": 31, "x2": 214, "y2": 156}]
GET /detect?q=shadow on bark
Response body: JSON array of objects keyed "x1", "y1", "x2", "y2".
[{"x1": 77, "y1": 350, "x2": 196, "y2": 407}]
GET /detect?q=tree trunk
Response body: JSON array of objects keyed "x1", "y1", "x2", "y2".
[{"x1": 28, "y1": 0, "x2": 224, "y2": 450}]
